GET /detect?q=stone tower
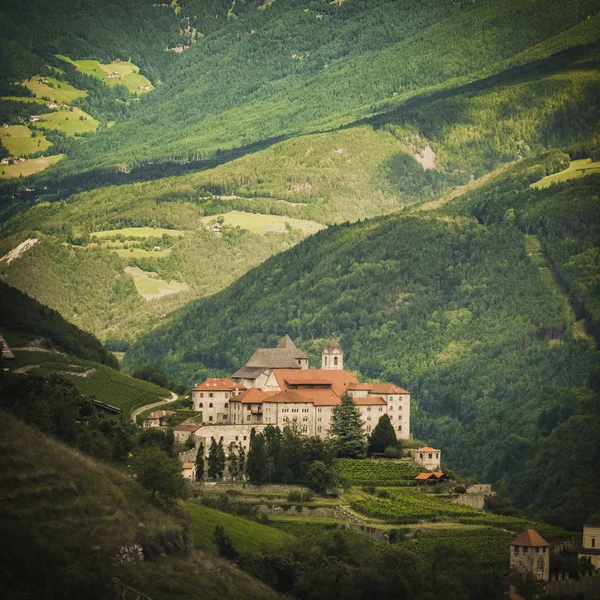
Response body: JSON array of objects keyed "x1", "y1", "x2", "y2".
[
  {"x1": 510, "y1": 529, "x2": 550, "y2": 581},
  {"x1": 322, "y1": 339, "x2": 343, "y2": 370}
]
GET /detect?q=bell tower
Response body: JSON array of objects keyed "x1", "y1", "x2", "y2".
[{"x1": 322, "y1": 339, "x2": 343, "y2": 370}]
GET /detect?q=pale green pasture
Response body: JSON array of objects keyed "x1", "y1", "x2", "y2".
[
  {"x1": 201, "y1": 210, "x2": 324, "y2": 235},
  {"x1": 113, "y1": 248, "x2": 173, "y2": 258},
  {"x1": 531, "y1": 158, "x2": 600, "y2": 189},
  {"x1": 0, "y1": 154, "x2": 64, "y2": 179},
  {"x1": 56, "y1": 55, "x2": 153, "y2": 95},
  {"x1": 35, "y1": 108, "x2": 98, "y2": 136},
  {"x1": 23, "y1": 77, "x2": 86, "y2": 103},
  {"x1": 91, "y1": 227, "x2": 187, "y2": 238},
  {"x1": 124, "y1": 266, "x2": 188, "y2": 300},
  {"x1": 0, "y1": 125, "x2": 52, "y2": 156}
]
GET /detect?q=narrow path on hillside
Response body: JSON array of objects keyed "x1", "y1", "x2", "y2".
[{"x1": 130, "y1": 391, "x2": 178, "y2": 423}]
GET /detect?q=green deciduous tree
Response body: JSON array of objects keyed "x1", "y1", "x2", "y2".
[
  {"x1": 130, "y1": 445, "x2": 187, "y2": 502},
  {"x1": 330, "y1": 392, "x2": 367, "y2": 458},
  {"x1": 369, "y1": 414, "x2": 397, "y2": 454}
]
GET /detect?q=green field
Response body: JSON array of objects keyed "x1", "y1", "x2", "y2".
[
  {"x1": 0, "y1": 125, "x2": 52, "y2": 156},
  {"x1": 184, "y1": 501, "x2": 294, "y2": 555},
  {"x1": 35, "y1": 107, "x2": 98, "y2": 136},
  {"x1": 56, "y1": 55, "x2": 153, "y2": 95},
  {"x1": 91, "y1": 227, "x2": 187, "y2": 239},
  {"x1": 1, "y1": 96, "x2": 46, "y2": 104},
  {"x1": 201, "y1": 211, "x2": 324, "y2": 235},
  {"x1": 0, "y1": 154, "x2": 64, "y2": 178},
  {"x1": 531, "y1": 158, "x2": 600, "y2": 189},
  {"x1": 124, "y1": 266, "x2": 188, "y2": 300},
  {"x1": 23, "y1": 76, "x2": 87, "y2": 103}
]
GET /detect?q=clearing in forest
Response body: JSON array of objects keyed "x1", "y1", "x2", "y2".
[
  {"x1": 0, "y1": 125, "x2": 52, "y2": 156},
  {"x1": 22, "y1": 76, "x2": 87, "y2": 104},
  {"x1": 124, "y1": 266, "x2": 188, "y2": 301},
  {"x1": 531, "y1": 158, "x2": 600, "y2": 189},
  {"x1": 56, "y1": 55, "x2": 153, "y2": 95},
  {"x1": 34, "y1": 107, "x2": 98, "y2": 136},
  {"x1": 0, "y1": 155, "x2": 64, "y2": 179},
  {"x1": 200, "y1": 211, "x2": 324, "y2": 235},
  {"x1": 91, "y1": 227, "x2": 187, "y2": 239}
]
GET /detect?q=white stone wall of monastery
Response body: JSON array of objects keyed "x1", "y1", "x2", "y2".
[
  {"x1": 510, "y1": 546, "x2": 550, "y2": 581},
  {"x1": 194, "y1": 423, "x2": 267, "y2": 455}
]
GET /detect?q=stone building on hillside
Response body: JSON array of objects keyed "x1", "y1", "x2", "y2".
[
  {"x1": 510, "y1": 529, "x2": 550, "y2": 581},
  {"x1": 579, "y1": 513, "x2": 600, "y2": 569},
  {"x1": 186, "y1": 335, "x2": 411, "y2": 453},
  {"x1": 414, "y1": 446, "x2": 441, "y2": 471}
]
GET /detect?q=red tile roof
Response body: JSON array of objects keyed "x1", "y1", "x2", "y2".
[
  {"x1": 415, "y1": 472, "x2": 435, "y2": 480},
  {"x1": 370, "y1": 383, "x2": 409, "y2": 394},
  {"x1": 194, "y1": 378, "x2": 247, "y2": 392},
  {"x1": 263, "y1": 390, "x2": 314, "y2": 404},
  {"x1": 353, "y1": 396, "x2": 387, "y2": 405},
  {"x1": 173, "y1": 423, "x2": 202, "y2": 432},
  {"x1": 236, "y1": 388, "x2": 277, "y2": 404},
  {"x1": 284, "y1": 376, "x2": 332, "y2": 386},
  {"x1": 417, "y1": 446, "x2": 439, "y2": 452},
  {"x1": 510, "y1": 529, "x2": 550, "y2": 547},
  {"x1": 273, "y1": 369, "x2": 358, "y2": 396},
  {"x1": 147, "y1": 410, "x2": 175, "y2": 420},
  {"x1": 347, "y1": 383, "x2": 374, "y2": 391}
]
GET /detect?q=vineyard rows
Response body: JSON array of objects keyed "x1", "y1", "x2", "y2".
[{"x1": 336, "y1": 459, "x2": 420, "y2": 485}]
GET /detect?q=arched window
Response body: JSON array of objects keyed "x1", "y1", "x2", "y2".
[
  {"x1": 324, "y1": 356, "x2": 328, "y2": 365},
  {"x1": 209, "y1": 403, "x2": 213, "y2": 408},
  {"x1": 333, "y1": 356, "x2": 338, "y2": 366},
  {"x1": 199, "y1": 403, "x2": 203, "y2": 408},
  {"x1": 397, "y1": 426, "x2": 402, "y2": 432}
]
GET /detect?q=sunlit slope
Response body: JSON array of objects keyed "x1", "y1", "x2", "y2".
[{"x1": 50, "y1": 0, "x2": 600, "y2": 175}]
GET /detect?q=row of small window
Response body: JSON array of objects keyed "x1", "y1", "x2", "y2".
[
  {"x1": 210, "y1": 435, "x2": 248, "y2": 442},
  {"x1": 198, "y1": 402, "x2": 228, "y2": 409},
  {"x1": 197, "y1": 392, "x2": 231, "y2": 398},
  {"x1": 513, "y1": 546, "x2": 547, "y2": 554},
  {"x1": 281, "y1": 408, "x2": 307, "y2": 413},
  {"x1": 365, "y1": 425, "x2": 402, "y2": 432}
]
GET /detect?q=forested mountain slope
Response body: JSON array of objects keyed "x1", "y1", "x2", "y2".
[
  {"x1": 39, "y1": 0, "x2": 600, "y2": 178},
  {"x1": 126, "y1": 155, "x2": 600, "y2": 528}
]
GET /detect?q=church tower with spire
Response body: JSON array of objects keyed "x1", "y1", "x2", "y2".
[{"x1": 322, "y1": 339, "x2": 343, "y2": 370}]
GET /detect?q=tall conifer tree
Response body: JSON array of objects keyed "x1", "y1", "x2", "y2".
[
  {"x1": 368, "y1": 414, "x2": 397, "y2": 454},
  {"x1": 330, "y1": 392, "x2": 367, "y2": 458}
]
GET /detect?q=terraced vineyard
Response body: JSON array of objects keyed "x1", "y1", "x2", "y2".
[
  {"x1": 336, "y1": 458, "x2": 420, "y2": 485},
  {"x1": 12, "y1": 348, "x2": 171, "y2": 414}
]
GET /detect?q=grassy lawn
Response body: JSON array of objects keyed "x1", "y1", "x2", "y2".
[
  {"x1": 0, "y1": 154, "x2": 64, "y2": 179},
  {"x1": 183, "y1": 501, "x2": 294, "y2": 555},
  {"x1": 0, "y1": 125, "x2": 52, "y2": 156},
  {"x1": 23, "y1": 76, "x2": 87, "y2": 103},
  {"x1": 35, "y1": 107, "x2": 98, "y2": 136},
  {"x1": 91, "y1": 227, "x2": 187, "y2": 238},
  {"x1": 124, "y1": 266, "x2": 188, "y2": 300},
  {"x1": 531, "y1": 158, "x2": 600, "y2": 189},
  {"x1": 56, "y1": 55, "x2": 153, "y2": 95},
  {"x1": 200, "y1": 211, "x2": 324, "y2": 235}
]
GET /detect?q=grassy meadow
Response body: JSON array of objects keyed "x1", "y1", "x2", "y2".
[
  {"x1": 91, "y1": 227, "x2": 187, "y2": 238},
  {"x1": 0, "y1": 154, "x2": 64, "y2": 178},
  {"x1": 531, "y1": 158, "x2": 600, "y2": 188},
  {"x1": 56, "y1": 55, "x2": 153, "y2": 94},
  {"x1": 200, "y1": 211, "x2": 324, "y2": 235},
  {"x1": 35, "y1": 107, "x2": 99, "y2": 136},
  {"x1": 124, "y1": 265, "x2": 188, "y2": 300},
  {"x1": 23, "y1": 76, "x2": 87, "y2": 103},
  {"x1": 0, "y1": 125, "x2": 52, "y2": 156}
]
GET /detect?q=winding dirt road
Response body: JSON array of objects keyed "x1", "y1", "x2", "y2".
[{"x1": 130, "y1": 391, "x2": 178, "y2": 423}]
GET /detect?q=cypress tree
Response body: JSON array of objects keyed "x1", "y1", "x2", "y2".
[
  {"x1": 195, "y1": 442, "x2": 205, "y2": 480},
  {"x1": 369, "y1": 414, "x2": 397, "y2": 454},
  {"x1": 246, "y1": 430, "x2": 266, "y2": 484},
  {"x1": 217, "y1": 439, "x2": 226, "y2": 478},
  {"x1": 330, "y1": 392, "x2": 367, "y2": 458},
  {"x1": 207, "y1": 439, "x2": 219, "y2": 479}
]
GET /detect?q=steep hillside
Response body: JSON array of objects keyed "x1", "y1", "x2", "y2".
[
  {"x1": 0, "y1": 411, "x2": 282, "y2": 600},
  {"x1": 126, "y1": 156, "x2": 600, "y2": 528},
  {"x1": 42, "y1": 0, "x2": 600, "y2": 178},
  {"x1": 0, "y1": 278, "x2": 116, "y2": 366}
]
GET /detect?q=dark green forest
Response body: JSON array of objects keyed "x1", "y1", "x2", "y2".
[{"x1": 126, "y1": 160, "x2": 600, "y2": 529}]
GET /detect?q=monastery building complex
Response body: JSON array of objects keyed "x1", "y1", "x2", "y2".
[{"x1": 175, "y1": 336, "x2": 411, "y2": 453}]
